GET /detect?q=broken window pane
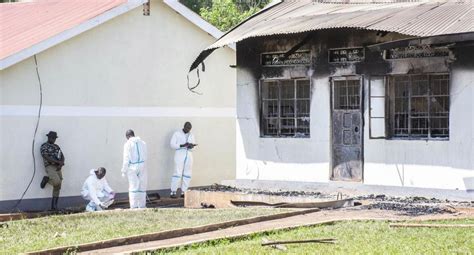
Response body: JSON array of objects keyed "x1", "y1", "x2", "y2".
[
  {"x1": 280, "y1": 118, "x2": 295, "y2": 136},
  {"x1": 296, "y1": 99, "x2": 310, "y2": 117},
  {"x1": 334, "y1": 79, "x2": 360, "y2": 110},
  {"x1": 280, "y1": 100, "x2": 295, "y2": 117},
  {"x1": 262, "y1": 118, "x2": 278, "y2": 136},
  {"x1": 388, "y1": 74, "x2": 450, "y2": 139},
  {"x1": 280, "y1": 80, "x2": 295, "y2": 99},
  {"x1": 297, "y1": 80, "x2": 311, "y2": 98},
  {"x1": 261, "y1": 79, "x2": 311, "y2": 138},
  {"x1": 296, "y1": 118, "x2": 310, "y2": 137},
  {"x1": 262, "y1": 100, "x2": 278, "y2": 118},
  {"x1": 261, "y1": 81, "x2": 278, "y2": 99}
]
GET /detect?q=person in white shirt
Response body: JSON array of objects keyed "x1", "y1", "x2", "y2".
[
  {"x1": 169, "y1": 122, "x2": 196, "y2": 198},
  {"x1": 81, "y1": 167, "x2": 115, "y2": 212},
  {"x1": 121, "y1": 129, "x2": 148, "y2": 208}
]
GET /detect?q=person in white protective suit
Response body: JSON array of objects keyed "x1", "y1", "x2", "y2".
[
  {"x1": 121, "y1": 129, "x2": 148, "y2": 208},
  {"x1": 170, "y1": 122, "x2": 196, "y2": 198},
  {"x1": 81, "y1": 167, "x2": 115, "y2": 212}
]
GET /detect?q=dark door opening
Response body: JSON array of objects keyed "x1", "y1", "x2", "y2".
[{"x1": 331, "y1": 77, "x2": 363, "y2": 182}]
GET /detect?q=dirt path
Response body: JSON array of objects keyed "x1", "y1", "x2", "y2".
[{"x1": 81, "y1": 207, "x2": 474, "y2": 254}]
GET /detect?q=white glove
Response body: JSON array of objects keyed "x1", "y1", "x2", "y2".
[{"x1": 121, "y1": 172, "x2": 126, "y2": 178}]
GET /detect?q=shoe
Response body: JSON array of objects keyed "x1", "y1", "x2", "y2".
[
  {"x1": 170, "y1": 193, "x2": 177, "y2": 199},
  {"x1": 40, "y1": 176, "x2": 49, "y2": 189},
  {"x1": 180, "y1": 194, "x2": 185, "y2": 198}
]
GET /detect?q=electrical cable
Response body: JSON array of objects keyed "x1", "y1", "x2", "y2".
[
  {"x1": 187, "y1": 63, "x2": 204, "y2": 95},
  {"x1": 11, "y1": 54, "x2": 43, "y2": 212}
]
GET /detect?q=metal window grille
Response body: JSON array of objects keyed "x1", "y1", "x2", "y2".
[
  {"x1": 333, "y1": 79, "x2": 360, "y2": 110},
  {"x1": 388, "y1": 74, "x2": 449, "y2": 139},
  {"x1": 261, "y1": 79, "x2": 311, "y2": 138}
]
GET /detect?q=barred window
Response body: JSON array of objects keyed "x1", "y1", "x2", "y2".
[
  {"x1": 261, "y1": 79, "x2": 311, "y2": 138},
  {"x1": 388, "y1": 74, "x2": 449, "y2": 139}
]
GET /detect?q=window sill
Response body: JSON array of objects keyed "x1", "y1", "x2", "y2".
[
  {"x1": 260, "y1": 136, "x2": 311, "y2": 139},
  {"x1": 385, "y1": 137, "x2": 449, "y2": 141}
]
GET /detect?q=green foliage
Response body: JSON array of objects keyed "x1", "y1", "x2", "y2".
[
  {"x1": 181, "y1": 0, "x2": 271, "y2": 32},
  {"x1": 180, "y1": 0, "x2": 213, "y2": 14}
]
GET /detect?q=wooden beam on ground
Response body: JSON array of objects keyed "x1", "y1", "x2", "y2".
[
  {"x1": 262, "y1": 238, "x2": 287, "y2": 251},
  {"x1": 231, "y1": 199, "x2": 353, "y2": 209},
  {"x1": 262, "y1": 238, "x2": 337, "y2": 246},
  {"x1": 389, "y1": 223, "x2": 474, "y2": 229}
]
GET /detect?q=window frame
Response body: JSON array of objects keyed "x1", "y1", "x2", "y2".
[
  {"x1": 368, "y1": 76, "x2": 387, "y2": 139},
  {"x1": 386, "y1": 73, "x2": 450, "y2": 140},
  {"x1": 259, "y1": 78, "x2": 312, "y2": 138}
]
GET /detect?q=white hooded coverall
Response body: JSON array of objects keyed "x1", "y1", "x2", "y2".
[
  {"x1": 121, "y1": 136, "x2": 147, "y2": 208},
  {"x1": 170, "y1": 130, "x2": 195, "y2": 193},
  {"x1": 81, "y1": 170, "x2": 114, "y2": 212}
]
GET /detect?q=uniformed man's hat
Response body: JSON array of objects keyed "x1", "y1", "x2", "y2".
[{"x1": 46, "y1": 131, "x2": 58, "y2": 138}]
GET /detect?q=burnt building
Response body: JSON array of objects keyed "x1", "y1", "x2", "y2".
[{"x1": 192, "y1": 0, "x2": 474, "y2": 191}]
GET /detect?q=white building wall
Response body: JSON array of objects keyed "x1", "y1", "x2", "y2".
[
  {"x1": 363, "y1": 67, "x2": 474, "y2": 190},
  {"x1": 0, "y1": 0, "x2": 236, "y2": 205},
  {"x1": 236, "y1": 68, "x2": 331, "y2": 183},
  {"x1": 235, "y1": 32, "x2": 474, "y2": 191}
]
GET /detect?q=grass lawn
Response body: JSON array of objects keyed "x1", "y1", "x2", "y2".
[
  {"x1": 160, "y1": 218, "x2": 474, "y2": 254},
  {"x1": 0, "y1": 208, "x2": 294, "y2": 254}
]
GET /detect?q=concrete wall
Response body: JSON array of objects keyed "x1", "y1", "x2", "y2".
[
  {"x1": 236, "y1": 30, "x2": 474, "y2": 191},
  {"x1": 0, "y1": 0, "x2": 236, "y2": 211}
]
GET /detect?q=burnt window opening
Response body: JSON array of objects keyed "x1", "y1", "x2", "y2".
[
  {"x1": 261, "y1": 79, "x2": 311, "y2": 138},
  {"x1": 333, "y1": 79, "x2": 361, "y2": 110},
  {"x1": 387, "y1": 74, "x2": 450, "y2": 139}
]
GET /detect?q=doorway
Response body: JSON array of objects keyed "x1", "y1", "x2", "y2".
[{"x1": 331, "y1": 76, "x2": 363, "y2": 182}]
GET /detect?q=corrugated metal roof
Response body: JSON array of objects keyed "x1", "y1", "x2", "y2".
[
  {"x1": 191, "y1": 0, "x2": 474, "y2": 70},
  {"x1": 0, "y1": 0, "x2": 126, "y2": 61}
]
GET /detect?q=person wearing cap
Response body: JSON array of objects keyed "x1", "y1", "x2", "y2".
[
  {"x1": 81, "y1": 167, "x2": 115, "y2": 212},
  {"x1": 40, "y1": 131, "x2": 65, "y2": 210}
]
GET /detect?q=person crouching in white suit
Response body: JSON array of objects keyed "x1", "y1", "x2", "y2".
[
  {"x1": 81, "y1": 167, "x2": 115, "y2": 212},
  {"x1": 121, "y1": 129, "x2": 148, "y2": 208},
  {"x1": 170, "y1": 122, "x2": 196, "y2": 198}
]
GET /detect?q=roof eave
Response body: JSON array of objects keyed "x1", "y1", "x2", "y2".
[
  {"x1": 163, "y1": 0, "x2": 229, "y2": 43},
  {"x1": 0, "y1": 0, "x2": 147, "y2": 71}
]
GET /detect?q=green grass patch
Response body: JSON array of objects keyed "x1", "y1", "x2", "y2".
[
  {"x1": 159, "y1": 219, "x2": 474, "y2": 254},
  {"x1": 0, "y1": 208, "x2": 294, "y2": 254}
]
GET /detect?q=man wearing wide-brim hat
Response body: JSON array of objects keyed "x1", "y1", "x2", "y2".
[{"x1": 40, "y1": 131, "x2": 65, "y2": 211}]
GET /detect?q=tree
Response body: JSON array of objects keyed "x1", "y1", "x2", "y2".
[
  {"x1": 180, "y1": 0, "x2": 271, "y2": 32},
  {"x1": 180, "y1": 0, "x2": 213, "y2": 14}
]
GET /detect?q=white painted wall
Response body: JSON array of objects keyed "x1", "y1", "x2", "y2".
[
  {"x1": 363, "y1": 67, "x2": 474, "y2": 190},
  {"x1": 236, "y1": 67, "x2": 331, "y2": 183},
  {"x1": 235, "y1": 32, "x2": 474, "y2": 191},
  {"x1": 0, "y1": 0, "x2": 236, "y2": 203}
]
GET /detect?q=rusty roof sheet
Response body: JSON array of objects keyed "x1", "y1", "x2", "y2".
[
  {"x1": 190, "y1": 0, "x2": 474, "y2": 70},
  {"x1": 0, "y1": 0, "x2": 127, "y2": 61}
]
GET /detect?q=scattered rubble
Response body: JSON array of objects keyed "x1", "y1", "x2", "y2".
[
  {"x1": 193, "y1": 184, "x2": 474, "y2": 216},
  {"x1": 354, "y1": 194, "x2": 474, "y2": 216},
  {"x1": 196, "y1": 184, "x2": 334, "y2": 199}
]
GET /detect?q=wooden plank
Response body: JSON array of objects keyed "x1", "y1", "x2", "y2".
[
  {"x1": 262, "y1": 238, "x2": 337, "y2": 245},
  {"x1": 231, "y1": 199, "x2": 353, "y2": 209},
  {"x1": 389, "y1": 223, "x2": 474, "y2": 229}
]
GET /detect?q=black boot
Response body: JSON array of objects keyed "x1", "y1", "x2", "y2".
[
  {"x1": 51, "y1": 197, "x2": 59, "y2": 211},
  {"x1": 40, "y1": 176, "x2": 49, "y2": 189}
]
